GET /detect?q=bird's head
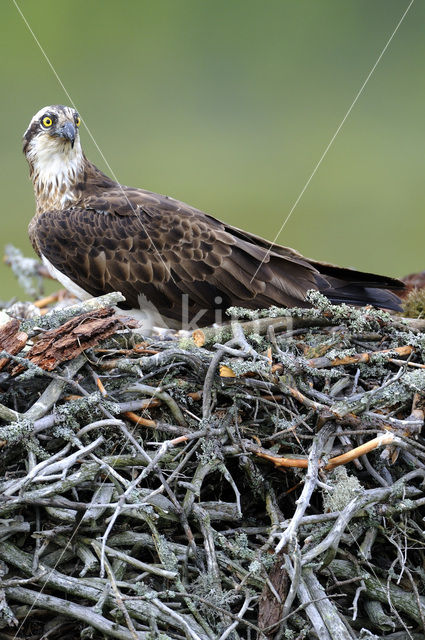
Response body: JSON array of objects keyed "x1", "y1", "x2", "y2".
[
  {"x1": 23, "y1": 105, "x2": 85, "y2": 209},
  {"x1": 23, "y1": 105, "x2": 82, "y2": 156}
]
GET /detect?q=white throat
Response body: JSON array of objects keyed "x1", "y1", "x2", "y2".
[{"x1": 27, "y1": 135, "x2": 84, "y2": 212}]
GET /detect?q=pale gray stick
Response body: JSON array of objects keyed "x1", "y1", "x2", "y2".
[{"x1": 276, "y1": 423, "x2": 334, "y2": 553}]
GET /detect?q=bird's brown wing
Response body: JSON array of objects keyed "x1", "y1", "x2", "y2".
[
  {"x1": 197, "y1": 213, "x2": 405, "y2": 306},
  {"x1": 200, "y1": 215, "x2": 404, "y2": 289},
  {"x1": 31, "y1": 188, "x2": 321, "y2": 326}
]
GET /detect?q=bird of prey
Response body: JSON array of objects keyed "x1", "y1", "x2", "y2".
[{"x1": 23, "y1": 105, "x2": 404, "y2": 330}]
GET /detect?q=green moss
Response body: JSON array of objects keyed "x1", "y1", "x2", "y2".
[
  {"x1": 402, "y1": 287, "x2": 425, "y2": 318},
  {"x1": 222, "y1": 358, "x2": 271, "y2": 377},
  {"x1": 178, "y1": 336, "x2": 198, "y2": 350},
  {"x1": 323, "y1": 467, "x2": 362, "y2": 512},
  {"x1": 56, "y1": 393, "x2": 120, "y2": 426},
  {"x1": 0, "y1": 418, "x2": 33, "y2": 444},
  {"x1": 248, "y1": 332, "x2": 267, "y2": 350},
  {"x1": 156, "y1": 535, "x2": 179, "y2": 572}
]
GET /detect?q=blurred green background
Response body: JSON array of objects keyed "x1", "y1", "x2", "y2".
[{"x1": 0, "y1": 0, "x2": 424, "y2": 301}]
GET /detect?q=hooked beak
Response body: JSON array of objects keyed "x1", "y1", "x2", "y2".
[{"x1": 57, "y1": 121, "x2": 76, "y2": 148}]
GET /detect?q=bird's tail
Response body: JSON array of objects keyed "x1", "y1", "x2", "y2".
[{"x1": 312, "y1": 264, "x2": 405, "y2": 311}]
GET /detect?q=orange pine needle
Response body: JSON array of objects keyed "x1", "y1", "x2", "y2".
[
  {"x1": 96, "y1": 377, "x2": 108, "y2": 397},
  {"x1": 33, "y1": 293, "x2": 60, "y2": 309},
  {"x1": 255, "y1": 433, "x2": 395, "y2": 471},
  {"x1": 123, "y1": 411, "x2": 156, "y2": 428}
]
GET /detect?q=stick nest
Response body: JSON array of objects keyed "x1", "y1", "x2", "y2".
[{"x1": 1, "y1": 285, "x2": 425, "y2": 639}]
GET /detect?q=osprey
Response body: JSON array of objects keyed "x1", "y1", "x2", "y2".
[{"x1": 24, "y1": 105, "x2": 404, "y2": 330}]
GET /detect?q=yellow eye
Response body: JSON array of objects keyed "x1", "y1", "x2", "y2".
[
  {"x1": 42, "y1": 116, "x2": 52, "y2": 128},
  {"x1": 75, "y1": 116, "x2": 81, "y2": 127}
]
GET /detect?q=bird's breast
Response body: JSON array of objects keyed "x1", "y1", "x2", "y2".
[{"x1": 34, "y1": 182, "x2": 79, "y2": 214}]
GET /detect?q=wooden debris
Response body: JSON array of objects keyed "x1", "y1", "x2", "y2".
[
  {"x1": 258, "y1": 554, "x2": 288, "y2": 638},
  {"x1": 0, "y1": 317, "x2": 28, "y2": 370},
  {"x1": 11, "y1": 308, "x2": 130, "y2": 373},
  {"x1": 1, "y1": 280, "x2": 425, "y2": 638}
]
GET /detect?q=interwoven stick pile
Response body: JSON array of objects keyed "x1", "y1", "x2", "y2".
[{"x1": 1, "y1": 286, "x2": 425, "y2": 639}]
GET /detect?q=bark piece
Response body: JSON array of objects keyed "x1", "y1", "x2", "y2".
[
  {"x1": 258, "y1": 554, "x2": 288, "y2": 637},
  {"x1": 12, "y1": 308, "x2": 133, "y2": 373},
  {"x1": 0, "y1": 318, "x2": 28, "y2": 370}
]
